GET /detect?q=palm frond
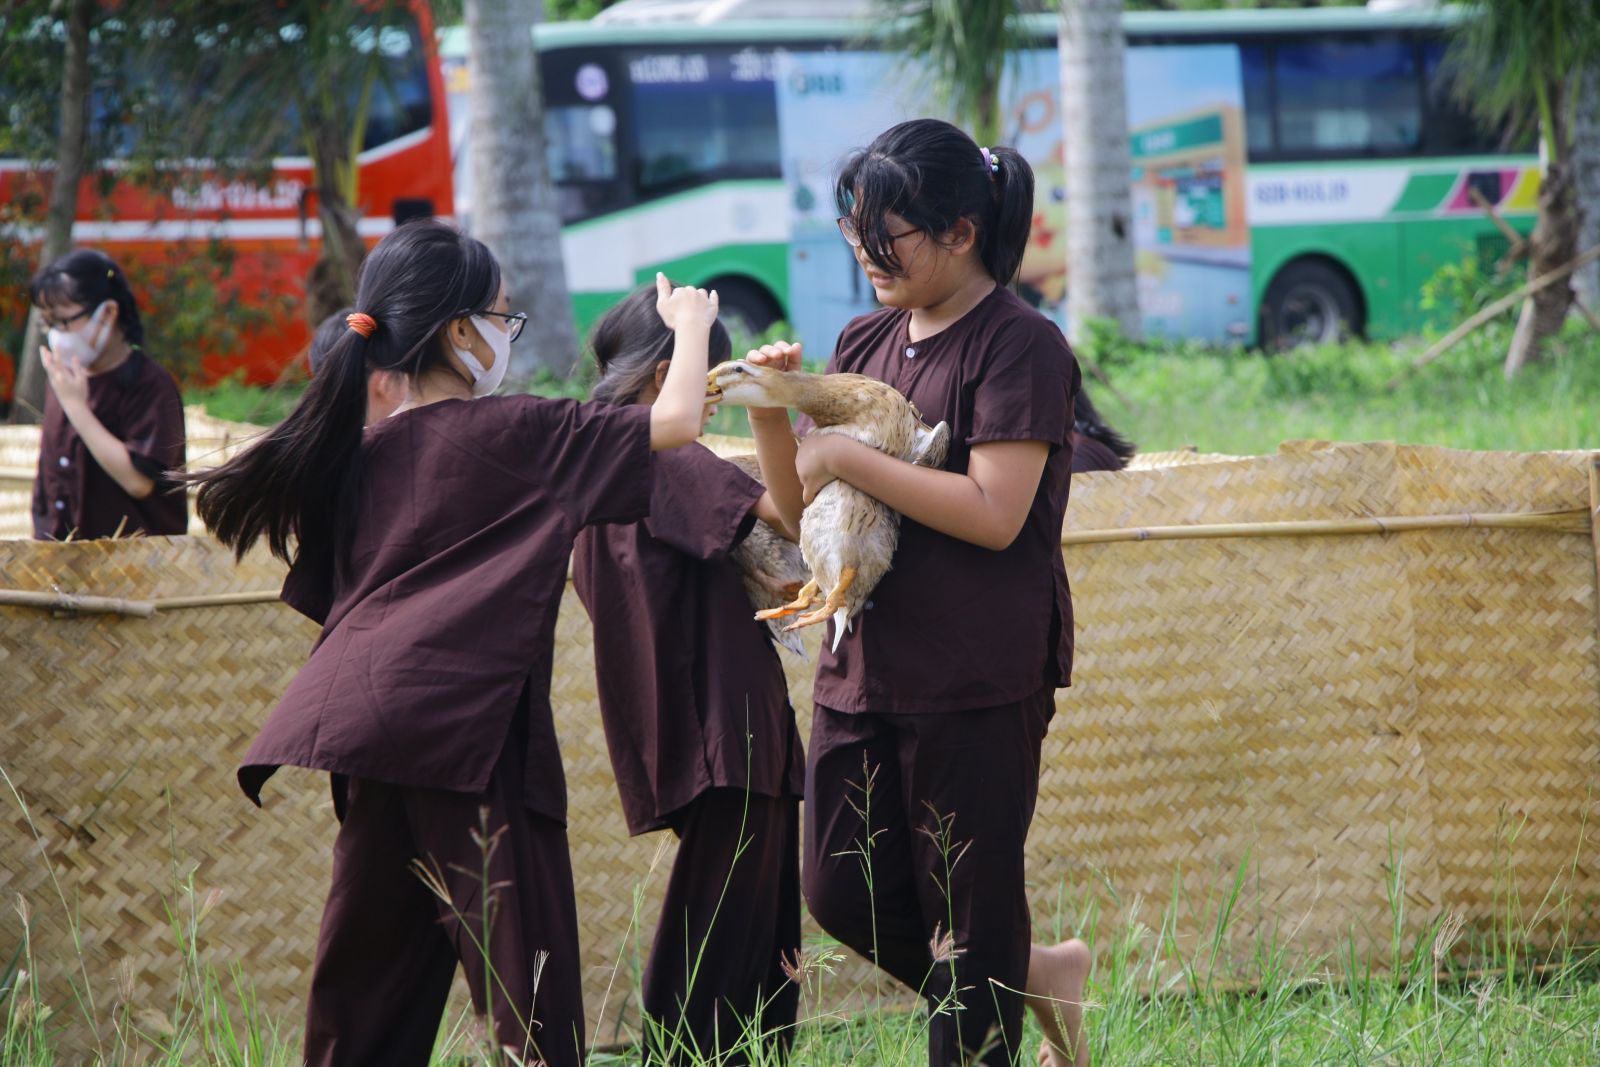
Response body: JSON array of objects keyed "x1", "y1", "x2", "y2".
[
  {"x1": 1450, "y1": 0, "x2": 1600, "y2": 133},
  {"x1": 871, "y1": 0, "x2": 1041, "y2": 144}
]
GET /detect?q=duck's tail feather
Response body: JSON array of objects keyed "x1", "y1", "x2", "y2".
[{"x1": 829, "y1": 608, "x2": 852, "y2": 654}]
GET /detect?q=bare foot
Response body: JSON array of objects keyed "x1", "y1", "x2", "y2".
[{"x1": 1026, "y1": 937, "x2": 1090, "y2": 1067}]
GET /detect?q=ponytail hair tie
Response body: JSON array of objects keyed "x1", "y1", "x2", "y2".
[
  {"x1": 345, "y1": 312, "x2": 377, "y2": 338},
  {"x1": 979, "y1": 147, "x2": 1000, "y2": 176}
]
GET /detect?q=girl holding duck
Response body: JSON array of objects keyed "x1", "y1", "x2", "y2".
[{"x1": 752, "y1": 118, "x2": 1092, "y2": 1067}]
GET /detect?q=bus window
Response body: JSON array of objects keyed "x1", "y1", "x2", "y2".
[
  {"x1": 1273, "y1": 37, "x2": 1422, "y2": 154},
  {"x1": 547, "y1": 102, "x2": 621, "y2": 221},
  {"x1": 548, "y1": 105, "x2": 618, "y2": 182},
  {"x1": 1239, "y1": 44, "x2": 1274, "y2": 158},
  {"x1": 627, "y1": 50, "x2": 780, "y2": 194}
]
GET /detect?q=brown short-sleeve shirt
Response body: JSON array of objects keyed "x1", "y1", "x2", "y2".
[
  {"x1": 573, "y1": 442, "x2": 804, "y2": 836},
  {"x1": 801, "y1": 285, "x2": 1080, "y2": 714},
  {"x1": 241, "y1": 396, "x2": 654, "y2": 824},
  {"x1": 32, "y1": 350, "x2": 187, "y2": 539}
]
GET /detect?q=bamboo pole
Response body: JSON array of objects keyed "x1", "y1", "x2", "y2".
[
  {"x1": 0, "y1": 589, "x2": 157, "y2": 617},
  {"x1": 0, "y1": 589, "x2": 282, "y2": 617},
  {"x1": 4, "y1": 511, "x2": 1592, "y2": 612},
  {"x1": 151, "y1": 591, "x2": 283, "y2": 610},
  {"x1": 1061, "y1": 508, "x2": 1589, "y2": 547}
]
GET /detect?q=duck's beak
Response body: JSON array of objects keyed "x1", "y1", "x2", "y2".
[{"x1": 705, "y1": 370, "x2": 724, "y2": 401}]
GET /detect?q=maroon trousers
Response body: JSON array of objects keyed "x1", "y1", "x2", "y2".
[
  {"x1": 803, "y1": 692, "x2": 1053, "y2": 1067},
  {"x1": 644, "y1": 788, "x2": 802, "y2": 1065},
  {"x1": 303, "y1": 712, "x2": 585, "y2": 1067}
]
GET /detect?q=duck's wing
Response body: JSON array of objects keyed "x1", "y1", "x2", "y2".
[
  {"x1": 911, "y1": 420, "x2": 951, "y2": 468},
  {"x1": 733, "y1": 525, "x2": 811, "y2": 656},
  {"x1": 702, "y1": 454, "x2": 810, "y2": 653}
]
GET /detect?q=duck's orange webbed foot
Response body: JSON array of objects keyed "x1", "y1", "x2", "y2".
[
  {"x1": 786, "y1": 567, "x2": 856, "y2": 630},
  {"x1": 755, "y1": 579, "x2": 819, "y2": 621}
]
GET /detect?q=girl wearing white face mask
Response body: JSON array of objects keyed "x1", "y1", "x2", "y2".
[
  {"x1": 188, "y1": 220, "x2": 718, "y2": 1067},
  {"x1": 28, "y1": 248, "x2": 187, "y2": 539}
]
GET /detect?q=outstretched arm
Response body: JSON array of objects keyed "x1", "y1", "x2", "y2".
[
  {"x1": 650, "y1": 273, "x2": 720, "y2": 451},
  {"x1": 745, "y1": 340, "x2": 805, "y2": 541}
]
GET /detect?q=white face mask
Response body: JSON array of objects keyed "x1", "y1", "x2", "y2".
[
  {"x1": 47, "y1": 317, "x2": 107, "y2": 371},
  {"x1": 453, "y1": 315, "x2": 510, "y2": 398}
]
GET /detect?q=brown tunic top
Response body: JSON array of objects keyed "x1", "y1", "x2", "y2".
[
  {"x1": 801, "y1": 285, "x2": 1080, "y2": 714},
  {"x1": 32, "y1": 350, "x2": 187, "y2": 539},
  {"x1": 572, "y1": 442, "x2": 805, "y2": 836},
  {"x1": 1070, "y1": 431, "x2": 1126, "y2": 474},
  {"x1": 242, "y1": 396, "x2": 654, "y2": 824}
]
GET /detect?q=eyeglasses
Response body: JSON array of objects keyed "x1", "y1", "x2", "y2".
[
  {"x1": 836, "y1": 216, "x2": 922, "y2": 248},
  {"x1": 478, "y1": 310, "x2": 528, "y2": 343},
  {"x1": 40, "y1": 307, "x2": 94, "y2": 332}
]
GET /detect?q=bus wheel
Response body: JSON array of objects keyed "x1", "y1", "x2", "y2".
[
  {"x1": 708, "y1": 277, "x2": 782, "y2": 341},
  {"x1": 1259, "y1": 260, "x2": 1363, "y2": 351}
]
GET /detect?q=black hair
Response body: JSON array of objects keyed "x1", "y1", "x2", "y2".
[
  {"x1": 28, "y1": 248, "x2": 145, "y2": 347},
  {"x1": 1074, "y1": 387, "x2": 1137, "y2": 461},
  {"x1": 307, "y1": 306, "x2": 356, "y2": 376},
  {"x1": 191, "y1": 219, "x2": 501, "y2": 580},
  {"x1": 835, "y1": 118, "x2": 1035, "y2": 287},
  {"x1": 589, "y1": 281, "x2": 731, "y2": 405}
]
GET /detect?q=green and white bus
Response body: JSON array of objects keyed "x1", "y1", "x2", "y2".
[{"x1": 440, "y1": 2, "x2": 1532, "y2": 349}]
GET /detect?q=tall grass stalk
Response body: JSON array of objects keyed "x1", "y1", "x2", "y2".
[{"x1": 6, "y1": 768, "x2": 1599, "y2": 1065}]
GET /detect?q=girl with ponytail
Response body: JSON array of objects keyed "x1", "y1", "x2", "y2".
[
  {"x1": 571, "y1": 285, "x2": 807, "y2": 1065},
  {"x1": 191, "y1": 219, "x2": 719, "y2": 1067},
  {"x1": 748, "y1": 119, "x2": 1090, "y2": 1066}
]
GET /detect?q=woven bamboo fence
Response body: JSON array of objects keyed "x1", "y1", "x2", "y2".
[
  {"x1": 1051, "y1": 440, "x2": 1600, "y2": 969},
  {"x1": 3, "y1": 439, "x2": 1599, "y2": 1054}
]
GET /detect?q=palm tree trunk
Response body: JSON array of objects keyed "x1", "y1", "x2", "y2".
[
  {"x1": 1505, "y1": 76, "x2": 1580, "y2": 377},
  {"x1": 465, "y1": 0, "x2": 580, "y2": 379},
  {"x1": 1059, "y1": 0, "x2": 1141, "y2": 345},
  {"x1": 976, "y1": 79, "x2": 1001, "y2": 149},
  {"x1": 305, "y1": 120, "x2": 367, "y2": 328},
  {"x1": 10, "y1": 0, "x2": 94, "y2": 425},
  {"x1": 1573, "y1": 66, "x2": 1600, "y2": 314}
]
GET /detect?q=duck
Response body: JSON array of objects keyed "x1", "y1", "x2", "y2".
[
  {"x1": 722, "y1": 452, "x2": 812, "y2": 657},
  {"x1": 706, "y1": 362, "x2": 949, "y2": 653}
]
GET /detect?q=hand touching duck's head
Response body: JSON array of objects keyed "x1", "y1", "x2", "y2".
[{"x1": 706, "y1": 360, "x2": 798, "y2": 408}]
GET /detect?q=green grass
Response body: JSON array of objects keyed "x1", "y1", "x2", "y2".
[
  {"x1": 187, "y1": 373, "x2": 309, "y2": 428},
  {"x1": 7, "y1": 845, "x2": 1599, "y2": 1066},
  {"x1": 1080, "y1": 322, "x2": 1600, "y2": 457},
  {"x1": 186, "y1": 324, "x2": 1600, "y2": 457}
]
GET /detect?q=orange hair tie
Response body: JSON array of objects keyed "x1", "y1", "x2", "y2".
[{"x1": 345, "y1": 312, "x2": 377, "y2": 338}]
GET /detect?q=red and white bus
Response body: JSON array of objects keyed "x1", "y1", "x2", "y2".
[{"x1": 0, "y1": 3, "x2": 453, "y2": 395}]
